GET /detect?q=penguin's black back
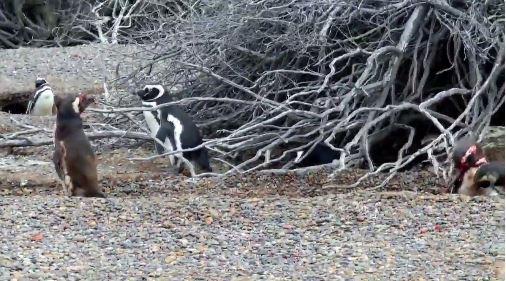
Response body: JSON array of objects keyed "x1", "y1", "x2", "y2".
[
  {"x1": 136, "y1": 85, "x2": 212, "y2": 172},
  {"x1": 154, "y1": 95, "x2": 203, "y2": 149}
]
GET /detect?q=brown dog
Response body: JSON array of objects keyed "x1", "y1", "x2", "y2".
[{"x1": 52, "y1": 93, "x2": 105, "y2": 198}]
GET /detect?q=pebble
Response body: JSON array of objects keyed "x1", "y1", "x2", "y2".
[{"x1": 0, "y1": 193, "x2": 502, "y2": 280}]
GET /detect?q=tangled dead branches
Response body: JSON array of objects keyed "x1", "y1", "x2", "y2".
[
  {"x1": 0, "y1": 0, "x2": 189, "y2": 48},
  {"x1": 108, "y1": 0, "x2": 504, "y2": 182},
  {"x1": 1, "y1": 0, "x2": 504, "y2": 187}
]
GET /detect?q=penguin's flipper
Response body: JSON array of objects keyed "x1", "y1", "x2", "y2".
[
  {"x1": 154, "y1": 133, "x2": 165, "y2": 155},
  {"x1": 156, "y1": 121, "x2": 181, "y2": 168},
  {"x1": 26, "y1": 99, "x2": 34, "y2": 115},
  {"x1": 164, "y1": 122, "x2": 182, "y2": 168},
  {"x1": 154, "y1": 122, "x2": 175, "y2": 154},
  {"x1": 164, "y1": 121, "x2": 178, "y2": 152},
  {"x1": 52, "y1": 141, "x2": 66, "y2": 181}
]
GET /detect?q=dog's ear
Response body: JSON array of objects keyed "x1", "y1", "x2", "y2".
[
  {"x1": 78, "y1": 92, "x2": 86, "y2": 103},
  {"x1": 77, "y1": 93, "x2": 95, "y2": 113}
]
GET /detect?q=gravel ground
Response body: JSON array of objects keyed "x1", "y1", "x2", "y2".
[
  {"x1": 0, "y1": 146, "x2": 504, "y2": 280},
  {"x1": 0, "y1": 193, "x2": 504, "y2": 280},
  {"x1": 0, "y1": 45, "x2": 505, "y2": 280}
]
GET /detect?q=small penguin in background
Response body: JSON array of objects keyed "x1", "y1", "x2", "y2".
[
  {"x1": 451, "y1": 137, "x2": 504, "y2": 196},
  {"x1": 26, "y1": 78, "x2": 56, "y2": 116},
  {"x1": 53, "y1": 93, "x2": 105, "y2": 198},
  {"x1": 133, "y1": 85, "x2": 212, "y2": 174}
]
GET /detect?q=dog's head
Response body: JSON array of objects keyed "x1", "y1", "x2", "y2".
[
  {"x1": 54, "y1": 93, "x2": 95, "y2": 117},
  {"x1": 77, "y1": 93, "x2": 96, "y2": 113}
]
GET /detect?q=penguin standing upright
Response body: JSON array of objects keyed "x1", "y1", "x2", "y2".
[
  {"x1": 133, "y1": 85, "x2": 212, "y2": 173},
  {"x1": 451, "y1": 137, "x2": 505, "y2": 196},
  {"x1": 27, "y1": 78, "x2": 56, "y2": 116},
  {"x1": 53, "y1": 93, "x2": 105, "y2": 198}
]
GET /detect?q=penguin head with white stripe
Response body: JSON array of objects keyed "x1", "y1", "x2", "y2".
[
  {"x1": 35, "y1": 78, "x2": 48, "y2": 89},
  {"x1": 134, "y1": 85, "x2": 166, "y2": 102}
]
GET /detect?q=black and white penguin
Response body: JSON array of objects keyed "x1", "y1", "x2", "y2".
[
  {"x1": 133, "y1": 85, "x2": 212, "y2": 173},
  {"x1": 26, "y1": 78, "x2": 56, "y2": 116}
]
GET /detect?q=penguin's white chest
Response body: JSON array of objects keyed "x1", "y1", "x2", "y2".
[
  {"x1": 143, "y1": 111, "x2": 160, "y2": 137},
  {"x1": 142, "y1": 101, "x2": 160, "y2": 137},
  {"x1": 31, "y1": 90, "x2": 54, "y2": 116}
]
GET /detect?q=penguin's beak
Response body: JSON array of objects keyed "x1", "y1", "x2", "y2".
[{"x1": 132, "y1": 90, "x2": 144, "y2": 98}]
